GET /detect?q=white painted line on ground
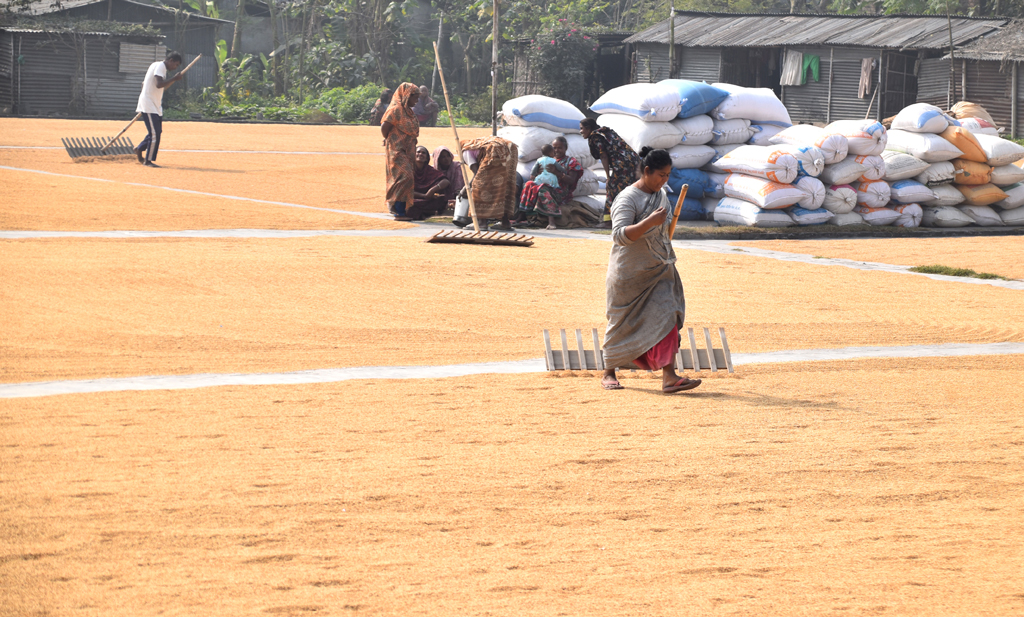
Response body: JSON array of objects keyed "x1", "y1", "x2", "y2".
[
  {"x1": 3, "y1": 342, "x2": 1023, "y2": 399},
  {"x1": 0, "y1": 146, "x2": 383, "y2": 155},
  {"x1": 0, "y1": 164, "x2": 395, "y2": 220},
  {"x1": 0, "y1": 229, "x2": 433, "y2": 239}
]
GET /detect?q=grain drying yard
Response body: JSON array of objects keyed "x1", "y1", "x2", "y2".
[{"x1": 2, "y1": 118, "x2": 1023, "y2": 615}]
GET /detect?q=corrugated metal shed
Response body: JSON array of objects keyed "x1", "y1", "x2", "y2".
[
  {"x1": 0, "y1": 31, "x2": 12, "y2": 112},
  {"x1": 626, "y1": 12, "x2": 1005, "y2": 50},
  {"x1": 951, "y1": 20, "x2": 1024, "y2": 61},
  {"x1": 918, "y1": 56, "x2": 1020, "y2": 137}
]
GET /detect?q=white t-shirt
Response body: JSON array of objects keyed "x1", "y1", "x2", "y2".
[{"x1": 137, "y1": 60, "x2": 168, "y2": 115}]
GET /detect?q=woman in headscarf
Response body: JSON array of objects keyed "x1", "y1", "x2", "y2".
[
  {"x1": 458, "y1": 136, "x2": 519, "y2": 231},
  {"x1": 380, "y1": 83, "x2": 420, "y2": 220},
  {"x1": 431, "y1": 145, "x2": 466, "y2": 204},
  {"x1": 601, "y1": 147, "x2": 701, "y2": 394},
  {"x1": 580, "y1": 118, "x2": 640, "y2": 228},
  {"x1": 369, "y1": 88, "x2": 393, "y2": 126},
  {"x1": 408, "y1": 146, "x2": 450, "y2": 219},
  {"x1": 515, "y1": 135, "x2": 583, "y2": 229},
  {"x1": 414, "y1": 86, "x2": 440, "y2": 127}
]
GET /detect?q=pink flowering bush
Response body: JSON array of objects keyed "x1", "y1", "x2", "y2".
[{"x1": 526, "y1": 23, "x2": 597, "y2": 102}]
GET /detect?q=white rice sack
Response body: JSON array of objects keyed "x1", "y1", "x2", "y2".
[
  {"x1": 711, "y1": 84, "x2": 792, "y2": 124},
  {"x1": 1001, "y1": 207, "x2": 1024, "y2": 225},
  {"x1": 794, "y1": 176, "x2": 825, "y2": 209},
  {"x1": 701, "y1": 144, "x2": 744, "y2": 173},
  {"x1": 826, "y1": 120, "x2": 887, "y2": 156},
  {"x1": 990, "y1": 164, "x2": 1024, "y2": 187},
  {"x1": 706, "y1": 173, "x2": 729, "y2": 198},
  {"x1": 701, "y1": 197, "x2": 721, "y2": 216},
  {"x1": 788, "y1": 206, "x2": 831, "y2": 225},
  {"x1": 852, "y1": 179, "x2": 891, "y2": 208},
  {"x1": 914, "y1": 161, "x2": 958, "y2": 186},
  {"x1": 667, "y1": 144, "x2": 717, "y2": 169},
  {"x1": 892, "y1": 203, "x2": 923, "y2": 227},
  {"x1": 497, "y1": 126, "x2": 560, "y2": 161},
  {"x1": 885, "y1": 130, "x2": 963, "y2": 163},
  {"x1": 590, "y1": 83, "x2": 682, "y2": 122},
  {"x1": 716, "y1": 145, "x2": 798, "y2": 184},
  {"x1": 923, "y1": 183, "x2": 966, "y2": 207},
  {"x1": 881, "y1": 151, "x2": 930, "y2": 181},
  {"x1": 922, "y1": 205, "x2": 973, "y2": 227},
  {"x1": 572, "y1": 194, "x2": 606, "y2": 215},
  {"x1": 723, "y1": 173, "x2": 804, "y2": 210},
  {"x1": 823, "y1": 184, "x2": 857, "y2": 214},
  {"x1": 574, "y1": 168, "x2": 600, "y2": 196},
  {"x1": 889, "y1": 179, "x2": 934, "y2": 205},
  {"x1": 710, "y1": 118, "x2": 754, "y2": 145},
  {"x1": 714, "y1": 197, "x2": 795, "y2": 227},
  {"x1": 830, "y1": 211, "x2": 865, "y2": 226},
  {"x1": 564, "y1": 134, "x2": 596, "y2": 169},
  {"x1": 670, "y1": 115, "x2": 715, "y2": 145},
  {"x1": 769, "y1": 125, "x2": 848, "y2": 165},
  {"x1": 857, "y1": 155, "x2": 886, "y2": 181},
  {"x1": 596, "y1": 114, "x2": 682, "y2": 152},
  {"x1": 994, "y1": 182, "x2": 1024, "y2": 210},
  {"x1": 748, "y1": 124, "x2": 786, "y2": 146},
  {"x1": 820, "y1": 155, "x2": 869, "y2": 186},
  {"x1": 960, "y1": 205, "x2": 1003, "y2": 226},
  {"x1": 516, "y1": 158, "x2": 537, "y2": 180},
  {"x1": 773, "y1": 145, "x2": 825, "y2": 178},
  {"x1": 959, "y1": 117, "x2": 1000, "y2": 136},
  {"x1": 501, "y1": 95, "x2": 585, "y2": 133},
  {"x1": 854, "y1": 206, "x2": 900, "y2": 226},
  {"x1": 891, "y1": 103, "x2": 959, "y2": 134},
  {"x1": 975, "y1": 134, "x2": 1024, "y2": 167}
]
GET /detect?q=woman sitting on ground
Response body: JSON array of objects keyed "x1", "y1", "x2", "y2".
[
  {"x1": 431, "y1": 145, "x2": 466, "y2": 205},
  {"x1": 601, "y1": 147, "x2": 701, "y2": 394},
  {"x1": 580, "y1": 117, "x2": 640, "y2": 228},
  {"x1": 408, "y1": 146, "x2": 450, "y2": 219},
  {"x1": 369, "y1": 88, "x2": 393, "y2": 126},
  {"x1": 514, "y1": 136, "x2": 583, "y2": 230}
]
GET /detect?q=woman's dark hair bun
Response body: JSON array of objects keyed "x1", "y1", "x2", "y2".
[{"x1": 640, "y1": 147, "x2": 672, "y2": 173}]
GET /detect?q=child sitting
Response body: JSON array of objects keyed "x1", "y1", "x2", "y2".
[{"x1": 533, "y1": 144, "x2": 563, "y2": 189}]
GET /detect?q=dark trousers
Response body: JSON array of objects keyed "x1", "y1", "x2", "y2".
[{"x1": 138, "y1": 113, "x2": 162, "y2": 162}]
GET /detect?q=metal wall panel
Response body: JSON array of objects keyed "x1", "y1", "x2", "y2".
[
  {"x1": 16, "y1": 32, "x2": 79, "y2": 115},
  {"x1": 828, "y1": 47, "x2": 879, "y2": 122},
  {"x1": 634, "y1": 43, "x2": 670, "y2": 83},
  {"x1": 1017, "y1": 63, "x2": 1022, "y2": 138},
  {"x1": 780, "y1": 46, "x2": 831, "y2": 123},
  {"x1": 0, "y1": 33, "x2": 13, "y2": 112},
  {"x1": 677, "y1": 47, "x2": 721, "y2": 82},
  {"x1": 119, "y1": 42, "x2": 165, "y2": 73},
  {"x1": 917, "y1": 57, "x2": 950, "y2": 108},
  {"x1": 180, "y1": 51, "x2": 216, "y2": 90},
  {"x1": 962, "y1": 60, "x2": 1012, "y2": 133},
  {"x1": 77, "y1": 75, "x2": 144, "y2": 115}
]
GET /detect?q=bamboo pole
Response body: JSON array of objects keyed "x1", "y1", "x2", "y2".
[
  {"x1": 668, "y1": 184, "x2": 689, "y2": 240},
  {"x1": 433, "y1": 42, "x2": 481, "y2": 233}
]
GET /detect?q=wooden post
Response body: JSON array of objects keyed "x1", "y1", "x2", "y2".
[
  {"x1": 1012, "y1": 62, "x2": 1018, "y2": 139},
  {"x1": 826, "y1": 47, "x2": 834, "y2": 124},
  {"x1": 491, "y1": 0, "x2": 499, "y2": 136}
]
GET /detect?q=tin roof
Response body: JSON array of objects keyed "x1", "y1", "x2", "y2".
[
  {"x1": 625, "y1": 12, "x2": 1006, "y2": 50},
  {"x1": 14, "y1": 0, "x2": 231, "y2": 24},
  {"x1": 949, "y1": 20, "x2": 1024, "y2": 61}
]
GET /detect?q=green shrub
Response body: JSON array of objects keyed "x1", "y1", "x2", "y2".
[{"x1": 309, "y1": 84, "x2": 382, "y2": 124}]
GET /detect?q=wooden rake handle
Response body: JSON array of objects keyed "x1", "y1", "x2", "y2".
[
  {"x1": 433, "y1": 41, "x2": 481, "y2": 233},
  {"x1": 668, "y1": 184, "x2": 688, "y2": 239}
]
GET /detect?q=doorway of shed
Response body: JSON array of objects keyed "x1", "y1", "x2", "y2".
[{"x1": 720, "y1": 47, "x2": 782, "y2": 97}]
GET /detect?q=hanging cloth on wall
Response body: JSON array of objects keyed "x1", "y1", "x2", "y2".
[
  {"x1": 858, "y1": 57, "x2": 874, "y2": 98},
  {"x1": 781, "y1": 50, "x2": 804, "y2": 86},
  {"x1": 802, "y1": 54, "x2": 820, "y2": 84}
]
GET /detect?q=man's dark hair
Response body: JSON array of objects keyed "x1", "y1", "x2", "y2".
[{"x1": 166, "y1": 51, "x2": 183, "y2": 64}]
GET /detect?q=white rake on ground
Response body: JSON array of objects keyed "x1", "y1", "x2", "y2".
[{"x1": 543, "y1": 327, "x2": 734, "y2": 373}]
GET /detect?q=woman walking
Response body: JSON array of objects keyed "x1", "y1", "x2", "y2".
[
  {"x1": 580, "y1": 118, "x2": 640, "y2": 228},
  {"x1": 381, "y1": 83, "x2": 420, "y2": 220},
  {"x1": 601, "y1": 147, "x2": 701, "y2": 394}
]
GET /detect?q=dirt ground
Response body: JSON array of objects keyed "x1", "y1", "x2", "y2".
[
  {"x1": 3, "y1": 120, "x2": 1024, "y2": 615},
  {"x1": 2, "y1": 356, "x2": 1023, "y2": 616},
  {"x1": 4, "y1": 236, "x2": 1024, "y2": 383},
  {"x1": 733, "y1": 237, "x2": 1024, "y2": 280}
]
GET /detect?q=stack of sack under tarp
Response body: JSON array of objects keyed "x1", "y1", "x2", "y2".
[
  {"x1": 497, "y1": 95, "x2": 605, "y2": 223},
  {"x1": 883, "y1": 102, "x2": 1024, "y2": 227},
  {"x1": 588, "y1": 80, "x2": 735, "y2": 220}
]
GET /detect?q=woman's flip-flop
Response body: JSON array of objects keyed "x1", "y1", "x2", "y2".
[
  {"x1": 602, "y1": 379, "x2": 624, "y2": 390},
  {"x1": 663, "y1": 378, "x2": 702, "y2": 394}
]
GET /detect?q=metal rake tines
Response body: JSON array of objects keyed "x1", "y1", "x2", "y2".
[
  {"x1": 543, "y1": 326, "x2": 734, "y2": 373},
  {"x1": 62, "y1": 136, "x2": 136, "y2": 159}
]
